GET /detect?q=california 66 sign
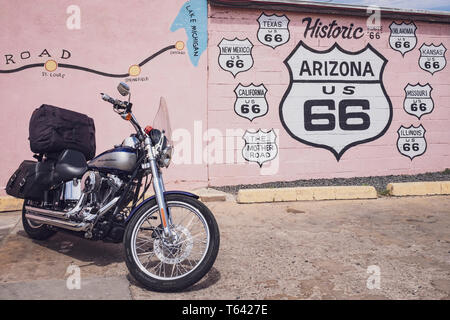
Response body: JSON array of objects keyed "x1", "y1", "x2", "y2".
[
  {"x1": 279, "y1": 41, "x2": 392, "y2": 160},
  {"x1": 234, "y1": 83, "x2": 268, "y2": 121}
]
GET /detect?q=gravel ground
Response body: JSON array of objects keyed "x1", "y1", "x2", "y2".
[{"x1": 213, "y1": 169, "x2": 450, "y2": 195}]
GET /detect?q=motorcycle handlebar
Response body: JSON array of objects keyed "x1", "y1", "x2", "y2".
[{"x1": 100, "y1": 93, "x2": 128, "y2": 110}]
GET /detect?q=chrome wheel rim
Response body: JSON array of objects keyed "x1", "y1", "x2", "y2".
[{"x1": 130, "y1": 201, "x2": 210, "y2": 281}]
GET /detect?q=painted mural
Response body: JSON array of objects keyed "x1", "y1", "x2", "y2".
[
  {"x1": 208, "y1": 5, "x2": 449, "y2": 186},
  {"x1": 0, "y1": 1, "x2": 449, "y2": 192},
  {"x1": 0, "y1": 0, "x2": 209, "y2": 195}
]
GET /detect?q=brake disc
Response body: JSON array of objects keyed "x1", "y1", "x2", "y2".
[{"x1": 153, "y1": 225, "x2": 193, "y2": 264}]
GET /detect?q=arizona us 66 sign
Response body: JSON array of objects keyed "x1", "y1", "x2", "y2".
[{"x1": 279, "y1": 41, "x2": 392, "y2": 160}]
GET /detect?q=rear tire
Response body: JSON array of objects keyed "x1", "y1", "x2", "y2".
[
  {"x1": 124, "y1": 194, "x2": 220, "y2": 292},
  {"x1": 22, "y1": 201, "x2": 56, "y2": 240}
]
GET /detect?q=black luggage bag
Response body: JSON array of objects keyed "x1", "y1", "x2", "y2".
[
  {"x1": 5, "y1": 160, "x2": 54, "y2": 200},
  {"x1": 29, "y1": 104, "x2": 96, "y2": 160}
]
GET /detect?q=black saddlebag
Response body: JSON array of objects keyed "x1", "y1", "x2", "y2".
[
  {"x1": 6, "y1": 160, "x2": 54, "y2": 200},
  {"x1": 29, "y1": 104, "x2": 96, "y2": 160}
]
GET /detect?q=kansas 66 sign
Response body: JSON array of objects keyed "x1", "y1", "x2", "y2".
[
  {"x1": 280, "y1": 42, "x2": 392, "y2": 160},
  {"x1": 419, "y1": 43, "x2": 447, "y2": 75}
]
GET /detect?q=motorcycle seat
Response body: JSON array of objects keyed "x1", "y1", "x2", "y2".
[{"x1": 53, "y1": 149, "x2": 88, "y2": 182}]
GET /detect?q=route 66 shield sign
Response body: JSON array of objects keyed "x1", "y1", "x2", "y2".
[
  {"x1": 389, "y1": 21, "x2": 417, "y2": 56},
  {"x1": 397, "y1": 125, "x2": 427, "y2": 160},
  {"x1": 218, "y1": 38, "x2": 254, "y2": 77},
  {"x1": 242, "y1": 129, "x2": 278, "y2": 167},
  {"x1": 257, "y1": 13, "x2": 290, "y2": 49},
  {"x1": 419, "y1": 43, "x2": 447, "y2": 75},
  {"x1": 279, "y1": 41, "x2": 392, "y2": 161},
  {"x1": 403, "y1": 83, "x2": 434, "y2": 119},
  {"x1": 234, "y1": 83, "x2": 268, "y2": 121}
]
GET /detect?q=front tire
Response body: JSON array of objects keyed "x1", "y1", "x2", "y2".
[
  {"x1": 124, "y1": 194, "x2": 220, "y2": 292},
  {"x1": 22, "y1": 201, "x2": 56, "y2": 240}
]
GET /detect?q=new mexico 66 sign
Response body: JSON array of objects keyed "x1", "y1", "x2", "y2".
[
  {"x1": 218, "y1": 38, "x2": 254, "y2": 77},
  {"x1": 280, "y1": 42, "x2": 392, "y2": 160}
]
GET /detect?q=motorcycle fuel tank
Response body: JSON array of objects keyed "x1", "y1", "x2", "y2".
[{"x1": 88, "y1": 147, "x2": 137, "y2": 173}]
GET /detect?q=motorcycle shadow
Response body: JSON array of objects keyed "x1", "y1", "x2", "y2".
[
  {"x1": 16, "y1": 230, "x2": 124, "y2": 267},
  {"x1": 126, "y1": 267, "x2": 221, "y2": 293}
]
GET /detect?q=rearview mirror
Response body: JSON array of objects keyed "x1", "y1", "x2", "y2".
[{"x1": 117, "y1": 82, "x2": 130, "y2": 96}]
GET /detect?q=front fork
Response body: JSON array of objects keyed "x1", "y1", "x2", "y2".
[{"x1": 149, "y1": 156, "x2": 173, "y2": 239}]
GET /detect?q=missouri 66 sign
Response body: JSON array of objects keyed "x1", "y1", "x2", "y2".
[
  {"x1": 403, "y1": 83, "x2": 434, "y2": 119},
  {"x1": 280, "y1": 42, "x2": 392, "y2": 160}
]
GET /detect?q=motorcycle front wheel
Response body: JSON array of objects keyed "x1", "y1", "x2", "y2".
[{"x1": 123, "y1": 194, "x2": 220, "y2": 292}]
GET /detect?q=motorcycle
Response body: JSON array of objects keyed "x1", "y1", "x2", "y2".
[{"x1": 5, "y1": 82, "x2": 220, "y2": 292}]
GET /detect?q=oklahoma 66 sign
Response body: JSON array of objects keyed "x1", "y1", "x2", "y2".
[{"x1": 280, "y1": 42, "x2": 392, "y2": 160}]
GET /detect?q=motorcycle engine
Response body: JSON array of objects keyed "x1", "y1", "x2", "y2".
[{"x1": 62, "y1": 171, "x2": 124, "y2": 241}]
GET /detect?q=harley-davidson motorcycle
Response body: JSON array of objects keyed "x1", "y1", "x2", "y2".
[{"x1": 5, "y1": 82, "x2": 220, "y2": 292}]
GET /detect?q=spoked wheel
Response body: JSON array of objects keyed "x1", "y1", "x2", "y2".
[{"x1": 124, "y1": 194, "x2": 220, "y2": 292}]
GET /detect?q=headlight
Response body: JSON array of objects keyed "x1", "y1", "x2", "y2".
[{"x1": 158, "y1": 145, "x2": 173, "y2": 168}]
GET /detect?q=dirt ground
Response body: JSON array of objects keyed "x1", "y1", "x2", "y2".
[{"x1": 0, "y1": 196, "x2": 449, "y2": 300}]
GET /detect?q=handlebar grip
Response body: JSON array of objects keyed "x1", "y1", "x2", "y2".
[{"x1": 100, "y1": 93, "x2": 114, "y2": 104}]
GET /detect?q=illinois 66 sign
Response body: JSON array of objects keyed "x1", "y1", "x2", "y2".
[{"x1": 279, "y1": 41, "x2": 392, "y2": 160}]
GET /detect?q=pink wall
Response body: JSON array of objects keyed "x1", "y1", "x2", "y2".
[
  {"x1": 207, "y1": 5, "x2": 450, "y2": 186},
  {"x1": 0, "y1": 0, "x2": 208, "y2": 195},
  {"x1": 1, "y1": 1, "x2": 449, "y2": 196}
]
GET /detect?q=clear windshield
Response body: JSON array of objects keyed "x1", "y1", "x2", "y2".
[{"x1": 152, "y1": 97, "x2": 172, "y2": 145}]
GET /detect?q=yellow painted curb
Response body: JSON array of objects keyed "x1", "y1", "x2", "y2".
[
  {"x1": 387, "y1": 181, "x2": 450, "y2": 196},
  {"x1": 0, "y1": 197, "x2": 23, "y2": 212},
  {"x1": 237, "y1": 186, "x2": 377, "y2": 203}
]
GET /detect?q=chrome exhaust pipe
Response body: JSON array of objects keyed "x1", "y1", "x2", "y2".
[
  {"x1": 24, "y1": 213, "x2": 89, "y2": 232},
  {"x1": 25, "y1": 194, "x2": 86, "y2": 220},
  {"x1": 24, "y1": 195, "x2": 119, "y2": 232}
]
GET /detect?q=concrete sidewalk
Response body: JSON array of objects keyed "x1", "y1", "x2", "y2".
[{"x1": 0, "y1": 196, "x2": 449, "y2": 299}]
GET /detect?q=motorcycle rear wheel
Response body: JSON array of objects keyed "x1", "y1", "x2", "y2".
[{"x1": 123, "y1": 194, "x2": 220, "y2": 292}]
